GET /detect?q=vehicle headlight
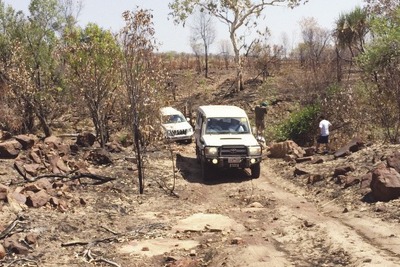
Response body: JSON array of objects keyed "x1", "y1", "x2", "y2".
[
  {"x1": 205, "y1": 147, "x2": 218, "y2": 156},
  {"x1": 188, "y1": 128, "x2": 193, "y2": 133},
  {"x1": 248, "y1": 146, "x2": 262, "y2": 156}
]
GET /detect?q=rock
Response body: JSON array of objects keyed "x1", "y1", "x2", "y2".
[
  {"x1": 44, "y1": 135, "x2": 62, "y2": 149},
  {"x1": 231, "y1": 237, "x2": 244, "y2": 245},
  {"x1": 0, "y1": 140, "x2": 22, "y2": 158},
  {"x1": 334, "y1": 137, "x2": 365, "y2": 158},
  {"x1": 294, "y1": 167, "x2": 309, "y2": 176},
  {"x1": 269, "y1": 140, "x2": 305, "y2": 158},
  {"x1": 0, "y1": 183, "x2": 9, "y2": 201},
  {"x1": 23, "y1": 163, "x2": 41, "y2": 177},
  {"x1": 0, "y1": 244, "x2": 5, "y2": 259},
  {"x1": 6, "y1": 191, "x2": 27, "y2": 212},
  {"x1": 311, "y1": 158, "x2": 324, "y2": 164},
  {"x1": 26, "y1": 190, "x2": 51, "y2": 208},
  {"x1": 344, "y1": 176, "x2": 361, "y2": 188},
  {"x1": 25, "y1": 233, "x2": 38, "y2": 245},
  {"x1": 14, "y1": 134, "x2": 38, "y2": 150},
  {"x1": 29, "y1": 150, "x2": 42, "y2": 164},
  {"x1": 86, "y1": 148, "x2": 113, "y2": 165},
  {"x1": 333, "y1": 165, "x2": 355, "y2": 177},
  {"x1": 304, "y1": 147, "x2": 316, "y2": 156},
  {"x1": 360, "y1": 172, "x2": 373, "y2": 190},
  {"x1": 387, "y1": 150, "x2": 400, "y2": 173},
  {"x1": 370, "y1": 167, "x2": 400, "y2": 201},
  {"x1": 307, "y1": 174, "x2": 324, "y2": 184},
  {"x1": 3, "y1": 235, "x2": 30, "y2": 255},
  {"x1": 295, "y1": 156, "x2": 313, "y2": 163},
  {"x1": 303, "y1": 220, "x2": 315, "y2": 227},
  {"x1": 248, "y1": 202, "x2": 264, "y2": 208}
]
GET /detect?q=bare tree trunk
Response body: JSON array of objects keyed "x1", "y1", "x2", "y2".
[
  {"x1": 204, "y1": 45, "x2": 209, "y2": 78},
  {"x1": 133, "y1": 123, "x2": 144, "y2": 194}
]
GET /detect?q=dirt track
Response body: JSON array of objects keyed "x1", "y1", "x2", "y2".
[
  {"x1": 170, "y1": 145, "x2": 400, "y2": 267},
  {"x1": 1, "y1": 143, "x2": 400, "y2": 267}
]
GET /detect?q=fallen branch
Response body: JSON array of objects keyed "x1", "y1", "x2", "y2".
[
  {"x1": 61, "y1": 236, "x2": 119, "y2": 247},
  {"x1": 13, "y1": 167, "x2": 117, "y2": 184},
  {"x1": 0, "y1": 216, "x2": 24, "y2": 240},
  {"x1": 3, "y1": 258, "x2": 39, "y2": 267},
  {"x1": 93, "y1": 258, "x2": 121, "y2": 267}
]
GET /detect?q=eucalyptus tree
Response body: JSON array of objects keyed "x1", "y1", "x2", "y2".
[
  {"x1": 169, "y1": 0, "x2": 305, "y2": 92},
  {"x1": 120, "y1": 8, "x2": 168, "y2": 194},
  {"x1": 63, "y1": 24, "x2": 122, "y2": 147}
]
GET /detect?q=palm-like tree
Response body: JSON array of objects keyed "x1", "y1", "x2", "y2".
[
  {"x1": 334, "y1": 7, "x2": 369, "y2": 81},
  {"x1": 335, "y1": 7, "x2": 368, "y2": 58}
]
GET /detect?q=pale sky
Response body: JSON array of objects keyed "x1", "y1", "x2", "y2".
[{"x1": 4, "y1": 0, "x2": 364, "y2": 53}]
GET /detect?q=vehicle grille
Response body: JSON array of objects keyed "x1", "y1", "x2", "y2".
[
  {"x1": 220, "y1": 145, "x2": 248, "y2": 157},
  {"x1": 169, "y1": 129, "x2": 187, "y2": 136}
]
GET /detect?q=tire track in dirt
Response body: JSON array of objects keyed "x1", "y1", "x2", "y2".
[{"x1": 255, "y1": 162, "x2": 400, "y2": 266}]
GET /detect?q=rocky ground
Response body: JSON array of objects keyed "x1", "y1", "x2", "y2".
[{"x1": 1, "y1": 132, "x2": 400, "y2": 267}]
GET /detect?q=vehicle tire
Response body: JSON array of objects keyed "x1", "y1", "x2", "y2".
[
  {"x1": 196, "y1": 145, "x2": 201, "y2": 163},
  {"x1": 201, "y1": 161, "x2": 211, "y2": 181},
  {"x1": 250, "y1": 163, "x2": 261, "y2": 178}
]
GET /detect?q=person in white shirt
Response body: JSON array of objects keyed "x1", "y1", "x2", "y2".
[{"x1": 316, "y1": 115, "x2": 332, "y2": 153}]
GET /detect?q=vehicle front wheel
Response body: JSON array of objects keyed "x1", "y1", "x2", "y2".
[
  {"x1": 250, "y1": 163, "x2": 261, "y2": 178},
  {"x1": 201, "y1": 161, "x2": 211, "y2": 181}
]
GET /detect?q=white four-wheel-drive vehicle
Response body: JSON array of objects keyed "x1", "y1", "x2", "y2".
[
  {"x1": 160, "y1": 107, "x2": 193, "y2": 143},
  {"x1": 194, "y1": 105, "x2": 262, "y2": 180}
]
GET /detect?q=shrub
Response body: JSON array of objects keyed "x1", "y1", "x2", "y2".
[{"x1": 275, "y1": 105, "x2": 320, "y2": 146}]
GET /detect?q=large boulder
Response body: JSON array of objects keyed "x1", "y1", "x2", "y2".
[
  {"x1": 370, "y1": 167, "x2": 400, "y2": 202},
  {"x1": 269, "y1": 140, "x2": 305, "y2": 158}
]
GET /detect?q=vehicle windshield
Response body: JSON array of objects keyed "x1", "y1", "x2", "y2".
[
  {"x1": 205, "y1": 117, "x2": 250, "y2": 134},
  {"x1": 162, "y1": 114, "x2": 186, "y2": 124}
]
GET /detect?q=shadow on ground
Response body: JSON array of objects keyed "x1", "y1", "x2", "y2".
[{"x1": 176, "y1": 153, "x2": 254, "y2": 185}]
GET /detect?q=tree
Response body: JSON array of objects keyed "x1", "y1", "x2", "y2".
[
  {"x1": 334, "y1": 7, "x2": 368, "y2": 81},
  {"x1": 63, "y1": 24, "x2": 122, "y2": 147},
  {"x1": 334, "y1": 7, "x2": 368, "y2": 58},
  {"x1": 219, "y1": 39, "x2": 231, "y2": 69},
  {"x1": 299, "y1": 17, "x2": 331, "y2": 73},
  {"x1": 169, "y1": 0, "x2": 305, "y2": 92},
  {"x1": 0, "y1": 0, "x2": 72, "y2": 136},
  {"x1": 357, "y1": 6, "x2": 400, "y2": 143},
  {"x1": 189, "y1": 34, "x2": 203, "y2": 74},
  {"x1": 120, "y1": 8, "x2": 168, "y2": 194},
  {"x1": 190, "y1": 10, "x2": 216, "y2": 78}
]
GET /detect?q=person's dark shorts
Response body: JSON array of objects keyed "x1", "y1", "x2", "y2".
[{"x1": 318, "y1": 135, "x2": 329, "y2": 144}]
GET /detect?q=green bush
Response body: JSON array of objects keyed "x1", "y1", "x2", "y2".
[{"x1": 275, "y1": 105, "x2": 320, "y2": 146}]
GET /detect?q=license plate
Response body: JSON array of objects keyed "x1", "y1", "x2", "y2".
[
  {"x1": 230, "y1": 164, "x2": 239, "y2": 168},
  {"x1": 228, "y1": 157, "x2": 241, "y2": 163}
]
